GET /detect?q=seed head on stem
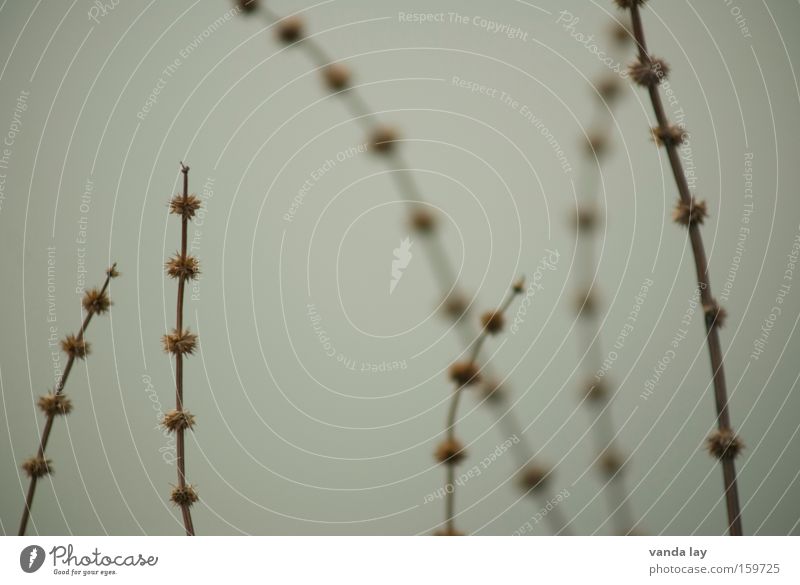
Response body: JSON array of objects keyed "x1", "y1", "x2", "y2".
[
  {"x1": 619, "y1": 0, "x2": 744, "y2": 535},
  {"x1": 18, "y1": 264, "x2": 118, "y2": 535}
]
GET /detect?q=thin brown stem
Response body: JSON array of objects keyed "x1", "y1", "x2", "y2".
[
  {"x1": 241, "y1": 5, "x2": 566, "y2": 531},
  {"x1": 626, "y1": 2, "x2": 742, "y2": 536},
  {"x1": 572, "y1": 34, "x2": 638, "y2": 533},
  {"x1": 442, "y1": 283, "x2": 522, "y2": 535},
  {"x1": 18, "y1": 264, "x2": 117, "y2": 535},
  {"x1": 176, "y1": 162, "x2": 195, "y2": 536}
]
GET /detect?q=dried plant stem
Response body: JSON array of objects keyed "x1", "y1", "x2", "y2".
[
  {"x1": 240, "y1": 5, "x2": 563, "y2": 528},
  {"x1": 571, "y1": 35, "x2": 638, "y2": 533},
  {"x1": 622, "y1": 0, "x2": 742, "y2": 535},
  {"x1": 438, "y1": 283, "x2": 523, "y2": 535},
  {"x1": 162, "y1": 163, "x2": 203, "y2": 535},
  {"x1": 18, "y1": 264, "x2": 118, "y2": 535},
  {"x1": 177, "y1": 166, "x2": 193, "y2": 535}
]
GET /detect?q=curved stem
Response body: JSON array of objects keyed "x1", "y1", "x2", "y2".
[
  {"x1": 443, "y1": 285, "x2": 521, "y2": 534},
  {"x1": 627, "y1": 2, "x2": 742, "y2": 536}
]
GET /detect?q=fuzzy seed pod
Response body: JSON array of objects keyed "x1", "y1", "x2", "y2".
[
  {"x1": 599, "y1": 449, "x2": 625, "y2": 475},
  {"x1": 38, "y1": 393, "x2": 73, "y2": 416},
  {"x1": 169, "y1": 195, "x2": 202, "y2": 220},
  {"x1": 573, "y1": 206, "x2": 598, "y2": 231},
  {"x1": 435, "y1": 438, "x2": 466, "y2": 465},
  {"x1": 165, "y1": 254, "x2": 200, "y2": 280},
  {"x1": 519, "y1": 465, "x2": 549, "y2": 492},
  {"x1": 651, "y1": 124, "x2": 686, "y2": 146},
  {"x1": 442, "y1": 292, "x2": 469, "y2": 320},
  {"x1": 369, "y1": 125, "x2": 399, "y2": 153},
  {"x1": 61, "y1": 334, "x2": 90, "y2": 359},
  {"x1": 704, "y1": 300, "x2": 727, "y2": 329},
  {"x1": 611, "y1": 21, "x2": 632, "y2": 45},
  {"x1": 614, "y1": 0, "x2": 647, "y2": 9},
  {"x1": 162, "y1": 409, "x2": 196, "y2": 433},
  {"x1": 22, "y1": 456, "x2": 52, "y2": 478},
  {"x1": 629, "y1": 56, "x2": 669, "y2": 87},
  {"x1": 237, "y1": 0, "x2": 258, "y2": 13},
  {"x1": 576, "y1": 289, "x2": 597, "y2": 316},
  {"x1": 433, "y1": 527, "x2": 464, "y2": 536},
  {"x1": 596, "y1": 76, "x2": 622, "y2": 102},
  {"x1": 673, "y1": 198, "x2": 708, "y2": 226},
  {"x1": 585, "y1": 133, "x2": 608, "y2": 157},
  {"x1": 324, "y1": 63, "x2": 350, "y2": 91},
  {"x1": 449, "y1": 361, "x2": 480, "y2": 387},
  {"x1": 82, "y1": 287, "x2": 111, "y2": 314},
  {"x1": 584, "y1": 379, "x2": 607, "y2": 402},
  {"x1": 409, "y1": 208, "x2": 436, "y2": 234},
  {"x1": 170, "y1": 484, "x2": 199, "y2": 507},
  {"x1": 276, "y1": 15, "x2": 303, "y2": 43},
  {"x1": 512, "y1": 277, "x2": 525, "y2": 294},
  {"x1": 480, "y1": 310, "x2": 505, "y2": 335},
  {"x1": 480, "y1": 380, "x2": 504, "y2": 402},
  {"x1": 162, "y1": 329, "x2": 198, "y2": 356},
  {"x1": 706, "y1": 428, "x2": 743, "y2": 460},
  {"x1": 106, "y1": 264, "x2": 120, "y2": 278}
]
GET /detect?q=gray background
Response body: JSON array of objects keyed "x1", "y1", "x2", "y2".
[{"x1": 1, "y1": 0, "x2": 799, "y2": 535}]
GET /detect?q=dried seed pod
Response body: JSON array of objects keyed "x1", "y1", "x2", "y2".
[
  {"x1": 22, "y1": 456, "x2": 52, "y2": 478},
  {"x1": 614, "y1": 0, "x2": 647, "y2": 9},
  {"x1": 82, "y1": 288, "x2": 111, "y2": 314},
  {"x1": 37, "y1": 394, "x2": 73, "y2": 417},
  {"x1": 651, "y1": 124, "x2": 686, "y2": 146},
  {"x1": 162, "y1": 409, "x2": 196, "y2": 433},
  {"x1": 610, "y1": 20, "x2": 632, "y2": 46},
  {"x1": 706, "y1": 428, "x2": 743, "y2": 460},
  {"x1": 276, "y1": 15, "x2": 303, "y2": 43},
  {"x1": 409, "y1": 208, "x2": 436, "y2": 234},
  {"x1": 480, "y1": 379, "x2": 504, "y2": 402},
  {"x1": 169, "y1": 195, "x2": 202, "y2": 220},
  {"x1": 480, "y1": 310, "x2": 505, "y2": 335},
  {"x1": 162, "y1": 329, "x2": 198, "y2": 356},
  {"x1": 519, "y1": 465, "x2": 550, "y2": 492},
  {"x1": 236, "y1": 0, "x2": 258, "y2": 13},
  {"x1": 165, "y1": 254, "x2": 200, "y2": 280},
  {"x1": 61, "y1": 334, "x2": 90, "y2": 359},
  {"x1": 584, "y1": 378, "x2": 607, "y2": 402},
  {"x1": 170, "y1": 484, "x2": 199, "y2": 507},
  {"x1": 449, "y1": 361, "x2": 481, "y2": 387},
  {"x1": 704, "y1": 300, "x2": 727, "y2": 329},
  {"x1": 596, "y1": 76, "x2": 622, "y2": 102},
  {"x1": 573, "y1": 206, "x2": 598, "y2": 231},
  {"x1": 575, "y1": 289, "x2": 597, "y2": 316},
  {"x1": 442, "y1": 292, "x2": 468, "y2": 319},
  {"x1": 599, "y1": 449, "x2": 625, "y2": 475},
  {"x1": 435, "y1": 438, "x2": 466, "y2": 465},
  {"x1": 629, "y1": 56, "x2": 669, "y2": 87},
  {"x1": 585, "y1": 133, "x2": 608, "y2": 156},
  {"x1": 369, "y1": 125, "x2": 399, "y2": 153},
  {"x1": 672, "y1": 198, "x2": 708, "y2": 226},
  {"x1": 323, "y1": 63, "x2": 350, "y2": 91}
]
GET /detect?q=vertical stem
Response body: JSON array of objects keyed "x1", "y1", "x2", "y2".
[
  {"x1": 627, "y1": 2, "x2": 742, "y2": 536},
  {"x1": 176, "y1": 163, "x2": 195, "y2": 536}
]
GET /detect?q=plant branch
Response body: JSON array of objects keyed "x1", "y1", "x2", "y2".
[{"x1": 624, "y1": 0, "x2": 742, "y2": 535}]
